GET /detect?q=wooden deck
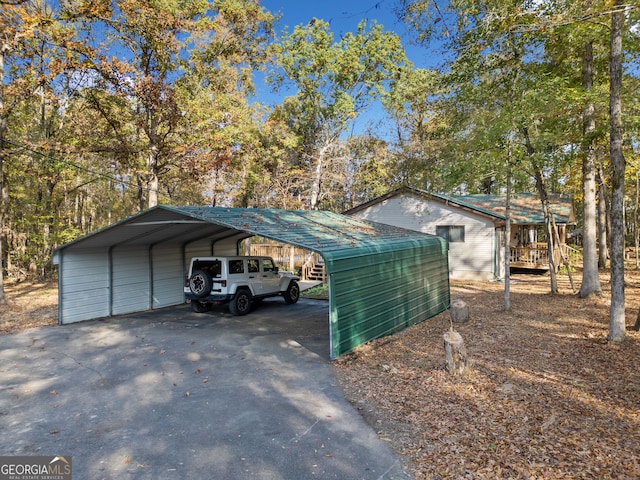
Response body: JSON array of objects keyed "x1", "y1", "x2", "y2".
[
  {"x1": 510, "y1": 244, "x2": 581, "y2": 271},
  {"x1": 510, "y1": 245, "x2": 550, "y2": 270}
]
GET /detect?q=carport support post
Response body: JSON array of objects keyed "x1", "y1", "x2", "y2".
[
  {"x1": 289, "y1": 246, "x2": 295, "y2": 273},
  {"x1": 108, "y1": 245, "x2": 114, "y2": 316}
]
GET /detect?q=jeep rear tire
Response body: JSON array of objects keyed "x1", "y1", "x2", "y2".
[
  {"x1": 283, "y1": 280, "x2": 300, "y2": 304},
  {"x1": 189, "y1": 269, "x2": 212, "y2": 298},
  {"x1": 228, "y1": 289, "x2": 252, "y2": 316}
]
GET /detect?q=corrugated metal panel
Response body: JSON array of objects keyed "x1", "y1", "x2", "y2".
[
  {"x1": 112, "y1": 246, "x2": 150, "y2": 315},
  {"x1": 59, "y1": 248, "x2": 110, "y2": 323},
  {"x1": 456, "y1": 193, "x2": 575, "y2": 225},
  {"x1": 326, "y1": 238, "x2": 450, "y2": 358},
  {"x1": 174, "y1": 207, "x2": 428, "y2": 254},
  {"x1": 152, "y1": 244, "x2": 184, "y2": 308},
  {"x1": 184, "y1": 240, "x2": 214, "y2": 270}
]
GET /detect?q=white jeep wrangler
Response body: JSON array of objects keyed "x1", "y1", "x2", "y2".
[{"x1": 184, "y1": 256, "x2": 300, "y2": 315}]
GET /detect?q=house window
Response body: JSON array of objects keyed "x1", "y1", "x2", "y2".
[{"x1": 436, "y1": 225, "x2": 465, "y2": 243}]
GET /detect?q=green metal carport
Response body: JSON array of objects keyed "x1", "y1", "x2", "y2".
[{"x1": 54, "y1": 205, "x2": 451, "y2": 359}]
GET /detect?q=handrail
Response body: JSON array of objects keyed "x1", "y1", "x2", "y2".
[{"x1": 509, "y1": 244, "x2": 582, "y2": 268}]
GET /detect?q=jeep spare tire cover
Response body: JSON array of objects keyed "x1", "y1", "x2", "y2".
[{"x1": 189, "y1": 269, "x2": 213, "y2": 298}]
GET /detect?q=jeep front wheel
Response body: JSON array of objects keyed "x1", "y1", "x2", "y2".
[
  {"x1": 189, "y1": 269, "x2": 212, "y2": 298},
  {"x1": 283, "y1": 280, "x2": 300, "y2": 304},
  {"x1": 228, "y1": 289, "x2": 252, "y2": 316}
]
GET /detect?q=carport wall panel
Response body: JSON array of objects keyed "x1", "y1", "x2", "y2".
[
  {"x1": 111, "y1": 246, "x2": 151, "y2": 315},
  {"x1": 59, "y1": 248, "x2": 110, "y2": 324},
  {"x1": 152, "y1": 244, "x2": 185, "y2": 308},
  {"x1": 327, "y1": 241, "x2": 451, "y2": 358}
]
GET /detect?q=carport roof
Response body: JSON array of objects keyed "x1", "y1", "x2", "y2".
[{"x1": 54, "y1": 205, "x2": 441, "y2": 259}]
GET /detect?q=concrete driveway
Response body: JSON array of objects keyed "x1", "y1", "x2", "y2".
[{"x1": 0, "y1": 298, "x2": 414, "y2": 479}]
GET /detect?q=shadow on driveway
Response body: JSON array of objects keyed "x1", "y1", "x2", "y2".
[{"x1": 0, "y1": 298, "x2": 413, "y2": 479}]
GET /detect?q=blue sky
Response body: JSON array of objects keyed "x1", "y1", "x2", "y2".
[
  {"x1": 261, "y1": 0, "x2": 439, "y2": 69},
  {"x1": 257, "y1": 0, "x2": 441, "y2": 135}
]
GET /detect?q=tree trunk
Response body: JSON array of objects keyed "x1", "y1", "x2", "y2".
[
  {"x1": 633, "y1": 172, "x2": 640, "y2": 269},
  {"x1": 147, "y1": 150, "x2": 159, "y2": 208},
  {"x1": 521, "y1": 126, "x2": 557, "y2": 293},
  {"x1": 309, "y1": 152, "x2": 322, "y2": 210},
  {"x1": 0, "y1": 48, "x2": 8, "y2": 304},
  {"x1": 579, "y1": 40, "x2": 602, "y2": 298},
  {"x1": 608, "y1": 0, "x2": 626, "y2": 342},
  {"x1": 536, "y1": 179, "x2": 558, "y2": 293},
  {"x1": 504, "y1": 141, "x2": 512, "y2": 311},
  {"x1": 597, "y1": 166, "x2": 609, "y2": 268},
  {"x1": 450, "y1": 299, "x2": 470, "y2": 323}
]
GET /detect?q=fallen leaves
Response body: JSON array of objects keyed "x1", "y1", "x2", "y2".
[
  {"x1": 0, "y1": 280, "x2": 57, "y2": 334},
  {"x1": 335, "y1": 270, "x2": 640, "y2": 479}
]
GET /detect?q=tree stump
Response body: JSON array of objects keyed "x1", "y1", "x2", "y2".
[
  {"x1": 450, "y1": 299, "x2": 470, "y2": 324},
  {"x1": 443, "y1": 330, "x2": 468, "y2": 375}
]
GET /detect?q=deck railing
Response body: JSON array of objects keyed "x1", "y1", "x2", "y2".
[
  {"x1": 510, "y1": 245, "x2": 549, "y2": 267},
  {"x1": 302, "y1": 252, "x2": 326, "y2": 282},
  {"x1": 510, "y1": 243, "x2": 582, "y2": 269},
  {"x1": 247, "y1": 244, "x2": 307, "y2": 272}
]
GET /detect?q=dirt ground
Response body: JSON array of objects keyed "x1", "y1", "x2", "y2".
[
  {"x1": 0, "y1": 279, "x2": 58, "y2": 334},
  {"x1": 1, "y1": 271, "x2": 639, "y2": 479},
  {"x1": 335, "y1": 270, "x2": 640, "y2": 479}
]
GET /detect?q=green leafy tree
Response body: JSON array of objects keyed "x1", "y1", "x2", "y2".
[
  {"x1": 270, "y1": 19, "x2": 410, "y2": 210},
  {"x1": 383, "y1": 67, "x2": 450, "y2": 191},
  {"x1": 400, "y1": 0, "x2": 639, "y2": 326},
  {"x1": 1, "y1": 0, "x2": 89, "y2": 281},
  {"x1": 71, "y1": 0, "x2": 275, "y2": 210},
  {"x1": 344, "y1": 134, "x2": 395, "y2": 209}
]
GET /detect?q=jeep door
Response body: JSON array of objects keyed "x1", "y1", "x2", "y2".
[{"x1": 259, "y1": 258, "x2": 281, "y2": 295}]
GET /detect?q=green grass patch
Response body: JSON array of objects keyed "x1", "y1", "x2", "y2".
[{"x1": 301, "y1": 283, "x2": 329, "y2": 300}]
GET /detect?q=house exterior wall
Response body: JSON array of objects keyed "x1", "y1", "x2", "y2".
[{"x1": 350, "y1": 193, "x2": 498, "y2": 281}]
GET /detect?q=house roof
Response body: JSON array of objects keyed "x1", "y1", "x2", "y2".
[
  {"x1": 344, "y1": 187, "x2": 575, "y2": 226},
  {"x1": 456, "y1": 193, "x2": 575, "y2": 225},
  {"x1": 344, "y1": 187, "x2": 503, "y2": 221}
]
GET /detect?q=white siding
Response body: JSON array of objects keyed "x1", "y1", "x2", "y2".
[
  {"x1": 152, "y1": 244, "x2": 185, "y2": 308},
  {"x1": 59, "y1": 249, "x2": 110, "y2": 324},
  {"x1": 111, "y1": 246, "x2": 150, "y2": 315},
  {"x1": 352, "y1": 193, "x2": 497, "y2": 281}
]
